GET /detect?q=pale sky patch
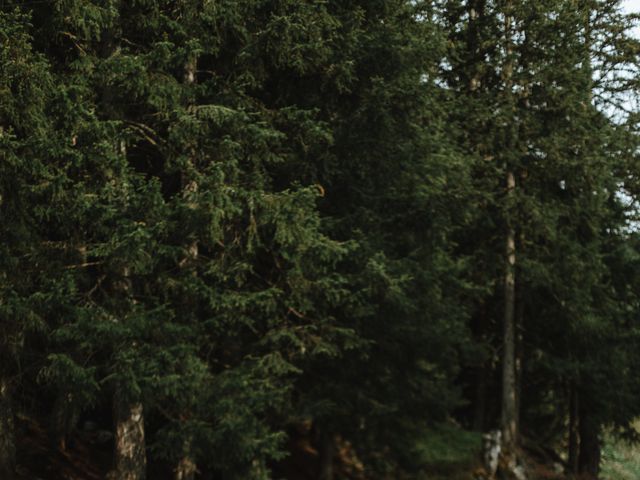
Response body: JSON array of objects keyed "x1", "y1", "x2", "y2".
[
  {"x1": 624, "y1": 0, "x2": 640, "y2": 12},
  {"x1": 623, "y1": 0, "x2": 640, "y2": 38}
]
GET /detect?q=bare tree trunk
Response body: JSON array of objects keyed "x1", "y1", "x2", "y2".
[
  {"x1": 501, "y1": 171, "x2": 518, "y2": 461},
  {"x1": 568, "y1": 386, "x2": 579, "y2": 475},
  {"x1": 514, "y1": 264, "x2": 525, "y2": 439},
  {"x1": 113, "y1": 392, "x2": 146, "y2": 480},
  {"x1": 0, "y1": 376, "x2": 15, "y2": 480}
]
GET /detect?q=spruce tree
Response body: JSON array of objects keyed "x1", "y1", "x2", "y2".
[
  {"x1": 441, "y1": 0, "x2": 640, "y2": 476},
  {"x1": 0, "y1": 10, "x2": 59, "y2": 478}
]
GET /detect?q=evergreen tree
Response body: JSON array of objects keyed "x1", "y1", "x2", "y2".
[
  {"x1": 0, "y1": 1, "x2": 638, "y2": 479},
  {"x1": 0, "y1": 10, "x2": 60, "y2": 478},
  {"x1": 441, "y1": 0, "x2": 640, "y2": 477}
]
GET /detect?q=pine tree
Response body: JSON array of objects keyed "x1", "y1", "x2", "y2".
[
  {"x1": 18, "y1": 1, "x2": 363, "y2": 478},
  {"x1": 441, "y1": 0, "x2": 640, "y2": 476},
  {"x1": 279, "y1": 2, "x2": 475, "y2": 475},
  {"x1": 1, "y1": 1, "x2": 638, "y2": 478}
]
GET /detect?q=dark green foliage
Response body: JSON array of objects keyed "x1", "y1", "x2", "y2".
[{"x1": 1, "y1": 1, "x2": 640, "y2": 479}]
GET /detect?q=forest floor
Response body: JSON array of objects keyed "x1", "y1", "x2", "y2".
[
  {"x1": 14, "y1": 413, "x2": 640, "y2": 480},
  {"x1": 410, "y1": 423, "x2": 482, "y2": 479},
  {"x1": 600, "y1": 423, "x2": 640, "y2": 480},
  {"x1": 15, "y1": 414, "x2": 110, "y2": 480},
  {"x1": 416, "y1": 424, "x2": 640, "y2": 480}
]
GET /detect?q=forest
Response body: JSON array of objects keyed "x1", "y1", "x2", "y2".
[{"x1": 1, "y1": 1, "x2": 639, "y2": 479}]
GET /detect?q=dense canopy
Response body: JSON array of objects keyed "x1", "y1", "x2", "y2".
[{"x1": 0, "y1": 1, "x2": 639, "y2": 479}]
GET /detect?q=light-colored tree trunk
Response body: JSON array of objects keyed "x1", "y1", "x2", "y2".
[
  {"x1": 113, "y1": 393, "x2": 146, "y2": 480},
  {"x1": 514, "y1": 265, "x2": 525, "y2": 444},
  {"x1": 175, "y1": 439, "x2": 197, "y2": 480},
  {"x1": 0, "y1": 376, "x2": 15, "y2": 480},
  {"x1": 110, "y1": 139, "x2": 146, "y2": 479},
  {"x1": 501, "y1": 172, "x2": 517, "y2": 454}
]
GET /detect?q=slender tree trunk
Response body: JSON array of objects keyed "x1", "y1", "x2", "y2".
[
  {"x1": 51, "y1": 391, "x2": 78, "y2": 452},
  {"x1": 574, "y1": 12, "x2": 599, "y2": 479},
  {"x1": 181, "y1": 53, "x2": 199, "y2": 248},
  {"x1": 175, "y1": 439, "x2": 197, "y2": 480},
  {"x1": 318, "y1": 428, "x2": 335, "y2": 480},
  {"x1": 578, "y1": 401, "x2": 600, "y2": 480},
  {"x1": 500, "y1": 0, "x2": 519, "y2": 470},
  {"x1": 174, "y1": 54, "x2": 199, "y2": 480},
  {"x1": 113, "y1": 391, "x2": 146, "y2": 480},
  {"x1": 515, "y1": 276, "x2": 524, "y2": 438},
  {"x1": 110, "y1": 212, "x2": 146, "y2": 479},
  {"x1": 110, "y1": 290, "x2": 147, "y2": 480},
  {"x1": 467, "y1": 0, "x2": 486, "y2": 94},
  {"x1": 568, "y1": 386, "x2": 579, "y2": 475},
  {"x1": 0, "y1": 375, "x2": 15, "y2": 480},
  {"x1": 501, "y1": 170, "x2": 518, "y2": 459}
]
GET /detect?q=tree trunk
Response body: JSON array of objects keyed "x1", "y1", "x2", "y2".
[
  {"x1": 0, "y1": 376, "x2": 15, "y2": 480},
  {"x1": 113, "y1": 393, "x2": 146, "y2": 480},
  {"x1": 578, "y1": 402, "x2": 600, "y2": 480},
  {"x1": 515, "y1": 274, "x2": 524, "y2": 438},
  {"x1": 51, "y1": 391, "x2": 79, "y2": 452},
  {"x1": 467, "y1": 0, "x2": 486, "y2": 93},
  {"x1": 500, "y1": 0, "x2": 519, "y2": 469},
  {"x1": 501, "y1": 171, "x2": 518, "y2": 459},
  {"x1": 173, "y1": 54, "x2": 199, "y2": 480},
  {"x1": 567, "y1": 386, "x2": 579, "y2": 475},
  {"x1": 318, "y1": 428, "x2": 334, "y2": 480},
  {"x1": 175, "y1": 440, "x2": 197, "y2": 480},
  {"x1": 576, "y1": 12, "x2": 598, "y2": 480}
]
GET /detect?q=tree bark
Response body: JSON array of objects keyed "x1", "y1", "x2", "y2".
[
  {"x1": 501, "y1": 170, "x2": 518, "y2": 459},
  {"x1": 467, "y1": 0, "x2": 486, "y2": 93},
  {"x1": 175, "y1": 439, "x2": 197, "y2": 480},
  {"x1": 0, "y1": 376, "x2": 15, "y2": 480},
  {"x1": 515, "y1": 285, "x2": 524, "y2": 437},
  {"x1": 113, "y1": 392, "x2": 146, "y2": 480},
  {"x1": 111, "y1": 263, "x2": 146, "y2": 479}
]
